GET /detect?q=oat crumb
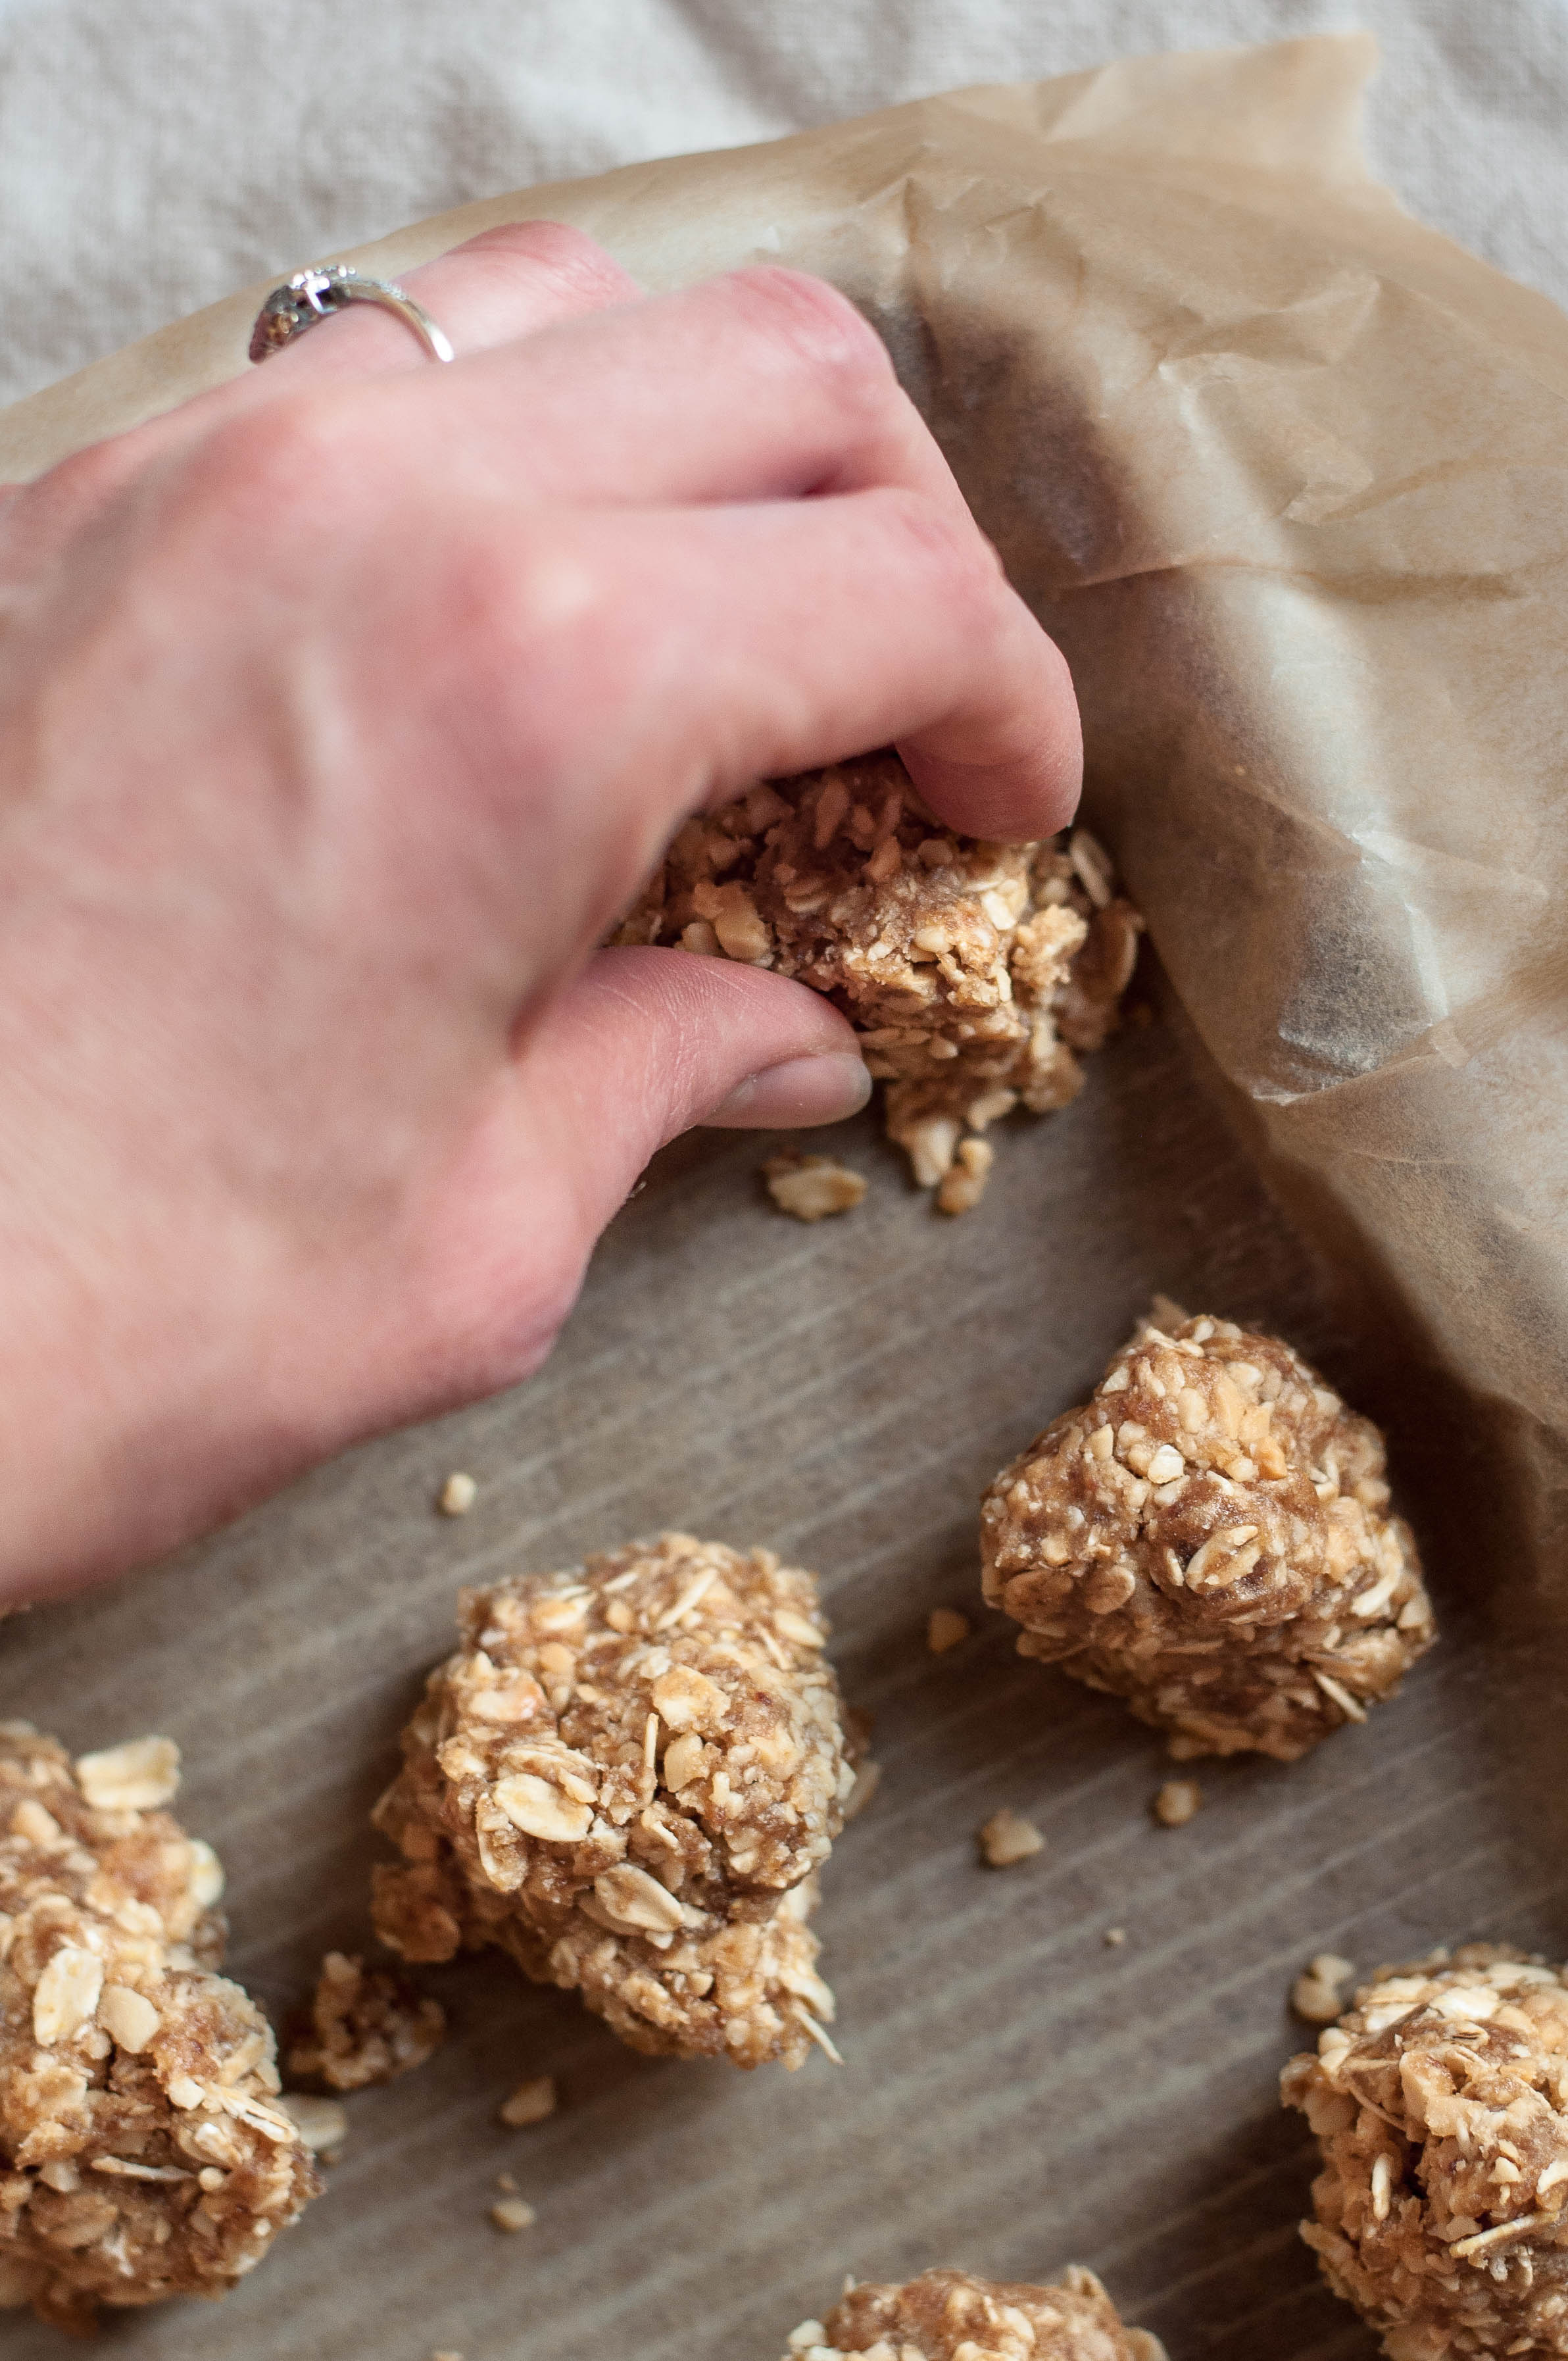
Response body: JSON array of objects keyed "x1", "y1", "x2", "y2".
[
  {"x1": 1290, "y1": 1951, "x2": 1355, "y2": 2024},
  {"x1": 439, "y1": 1471, "x2": 478, "y2": 1516},
  {"x1": 979, "y1": 1808, "x2": 1045, "y2": 1868},
  {"x1": 927, "y1": 1606, "x2": 971, "y2": 1653},
  {"x1": 287, "y1": 1950, "x2": 445, "y2": 2091},
  {"x1": 430, "y1": 2350, "x2": 465, "y2": 2360},
  {"x1": 764, "y1": 1153, "x2": 868, "y2": 1222},
  {"x1": 1152, "y1": 1779, "x2": 1201, "y2": 1827},
  {"x1": 279, "y1": 2093, "x2": 349, "y2": 2154},
  {"x1": 935, "y1": 1135, "x2": 994, "y2": 1216},
  {"x1": 1104, "y1": 1926, "x2": 1127, "y2": 1947},
  {"x1": 843, "y1": 1758, "x2": 882, "y2": 1822},
  {"x1": 495, "y1": 2170, "x2": 518, "y2": 2193},
  {"x1": 499, "y1": 2074, "x2": 557, "y2": 2129},
  {"x1": 491, "y1": 2197, "x2": 535, "y2": 2233}
]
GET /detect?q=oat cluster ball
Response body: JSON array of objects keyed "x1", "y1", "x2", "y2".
[
  {"x1": 371, "y1": 1534, "x2": 854, "y2": 2069},
  {"x1": 0, "y1": 1724, "x2": 319, "y2": 2333},
  {"x1": 1283, "y1": 1947, "x2": 1568, "y2": 2356},
  {"x1": 782, "y1": 2264, "x2": 1165, "y2": 2360},
  {"x1": 612, "y1": 753, "x2": 1142, "y2": 1197},
  {"x1": 981, "y1": 1312, "x2": 1436, "y2": 1760}
]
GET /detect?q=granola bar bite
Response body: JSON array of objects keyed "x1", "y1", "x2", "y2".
[
  {"x1": 980, "y1": 1312, "x2": 1436, "y2": 1761},
  {"x1": 1283, "y1": 1946, "x2": 1568, "y2": 2356},
  {"x1": 781, "y1": 2264, "x2": 1165, "y2": 2360},
  {"x1": 285, "y1": 1951, "x2": 445, "y2": 2093},
  {"x1": 371, "y1": 1534, "x2": 854, "y2": 2069},
  {"x1": 612, "y1": 753, "x2": 1142, "y2": 1197},
  {"x1": 0, "y1": 1723, "x2": 320, "y2": 2333}
]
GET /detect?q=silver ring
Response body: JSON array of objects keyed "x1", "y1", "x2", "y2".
[{"x1": 249, "y1": 264, "x2": 455, "y2": 366}]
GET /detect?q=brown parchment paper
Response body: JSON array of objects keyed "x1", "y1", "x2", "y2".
[{"x1": 4, "y1": 34, "x2": 1567, "y2": 2361}]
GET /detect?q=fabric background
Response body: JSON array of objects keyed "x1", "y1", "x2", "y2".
[{"x1": 0, "y1": 0, "x2": 1563, "y2": 410}]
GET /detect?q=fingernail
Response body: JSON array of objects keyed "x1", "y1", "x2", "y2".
[{"x1": 704, "y1": 1052, "x2": 873, "y2": 1130}]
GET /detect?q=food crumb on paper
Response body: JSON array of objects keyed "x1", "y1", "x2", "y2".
[
  {"x1": 438, "y1": 1470, "x2": 478, "y2": 1516},
  {"x1": 499, "y1": 2074, "x2": 557, "y2": 2128},
  {"x1": 763, "y1": 1153, "x2": 868, "y2": 1222},
  {"x1": 979, "y1": 1808, "x2": 1045, "y2": 1868},
  {"x1": 491, "y1": 2197, "x2": 535, "y2": 2233},
  {"x1": 1152, "y1": 1779, "x2": 1202, "y2": 1827},
  {"x1": 927, "y1": 1606, "x2": 971, "y2": 1653},
  {"x1": 1291, "y1": 1952, "x2": 1356, "y2": 2024}
]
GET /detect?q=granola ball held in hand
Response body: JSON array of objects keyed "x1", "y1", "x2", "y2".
[
  {"x1": 614, "y1": 752, "x2": 1141, "y2": 1197},
  {"x1": 0, "y1": 1725, "x2": 319, "y2": 2333},
  {"x1": 782, "y1": 2264, "x2": 1165, "y2": 2360},
  {"x1": 1283, "y1": 1946, "x2": 1568, "y2": 2356},
  {"x1": 980, "y1": 1312, "x2": 1435, "y2": 1760},
  {"x1": 371, "y1": 1535, "x2": 854, "y2": 2068}
]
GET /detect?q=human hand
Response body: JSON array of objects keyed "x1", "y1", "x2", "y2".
[{"x1": 0, "y1": 221, "x2": 1081, "y2": 1602}]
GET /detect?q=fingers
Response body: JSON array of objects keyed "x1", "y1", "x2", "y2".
[
  {"x1": 251, "y1": 219, "x2": 642, "y2": 391},
  {"x1": 261, "y1": 263, "x2": 1081, "y2": 843},
  {"x1": 355, "y1": 263, "x2": 969, "y2": 520},
  {"x1": 0, "y1": 222, "x2": 641, "y2": 572},
  {"x1": 341, "y1": 482, "x2": 1078, "y2": 971}
]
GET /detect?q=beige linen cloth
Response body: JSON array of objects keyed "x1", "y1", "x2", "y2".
[{"x1": 0, "y1": 0, "x2": 1564, "y2": 407}]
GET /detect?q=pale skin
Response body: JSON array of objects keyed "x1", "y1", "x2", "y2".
[{"x1": 0, "y1": 222, "x2": 1081, "y2": 1605}]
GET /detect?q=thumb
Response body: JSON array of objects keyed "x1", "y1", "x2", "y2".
[
  {"x1": 526, "y1": 945, "x2": 871, "y2": 1212},
  {"x1": 414, "y1": 947, "x2": 871, "y2": 1402}
]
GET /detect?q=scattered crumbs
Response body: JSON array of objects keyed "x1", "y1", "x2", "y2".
[
  {"x1": 763, "y1": 1153, "x2": 868, "y2": 1222},
  {"x1": 491, "y1": 2197, "x2": 535, "y2": 2233},
  {"x1": 843, "y1": 1758, "x2": 881, "y2": 1823},
  {"x1": 431, "y1": 2350, "x2": 465, "y2": 2361},
  {"x1": 927, "y1": 1606, "x2": 971, "y2": 1654},
  {"x1": 1152, "y1": 1778, "x2": 1202, "y2": 1828},
  {"x1": 979, "y1": 1808, "x2": 1045, "y2": 1868},
  {"x1": 1292, "y1": 1951, "x2": 1356, "y2": 2024},
  {"x1": 499, "y1": 2074, "x2": 557, "y2": 2129},
  {"x1": 438, "y1": 1471, "x2": 478, "y2": 1517},
  {"x1": 495, "y1": 2170, "x2": 518, "y2": 2194},
  {"x1": 935, "y1": 1134, "x2": 994, "y2": 1216},
  {"x1": 1104, "y1": 1927, "x2": 1127, "y2": 1948},
  {"x1": 278, "y1": 2093, "x2": 348, "y2": 2155}
]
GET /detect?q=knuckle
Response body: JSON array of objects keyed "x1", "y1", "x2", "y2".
[
  {"x1": 449, "y1": 217, "x2": 637, "y2": 306},
  {"x1": 180, "y1": 390, "x2": 374, "y2": 534},
  {"x1": 719, "y1": 265, "x2": 894, "y2": 399}
]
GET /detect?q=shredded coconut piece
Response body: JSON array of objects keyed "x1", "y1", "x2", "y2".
[
  {"x1": 438, "y1": 1472, "x2": 478, "y2": 1516},
  {"x1": 777, "y1": 2263, "x2": 1165, "y2": 2358},
  {"x1": 612, "y1": 753, "x2": 1142, "y2": 1197},
  {"x1": 0, "y1": 1725, "x2": 319, "y2": 2332},
  {"x1": 1283, "y1": 1945, "x2": 1568, "y2": 2354},
  {"x1": 372, "y1": 1534, "x2": 855, "y2": 2070},
  {"x1": 981, "y1": 1309, "x2": 1437, "y2": 1760}
]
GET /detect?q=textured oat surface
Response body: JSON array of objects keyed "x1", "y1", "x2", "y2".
[
  {"x1": 372, "y1": 1535, "x2": 852, "y2": 2068},
  {"x1": 784, "y1": 2263, "x2": 1164, "y2": 2359},
  {"x1": 0, "y1": 1726, "x2": 318, "y2": 2331},
  {"x1": 614, "y1": 754, "x2": 1141, "y2": 1194},
  {"x1": 1283, "y1": 1947, "x2": 1568, "y2": 2356},
  {"x1": 981, "y1": 1314, "x2": 1436, "y2": 1761},
  {"x1": 285, "y1": 1951, "x2": 444, "y2": 2093}
]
